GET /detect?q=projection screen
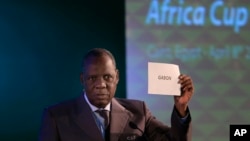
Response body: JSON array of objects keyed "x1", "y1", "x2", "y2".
[{"x1": 126, "y1": 0, "x2": 250, "y2": 141}]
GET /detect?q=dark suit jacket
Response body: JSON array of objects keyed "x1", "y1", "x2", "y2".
[{"x1": 38, "y1": 95, "x2": 192, "y2": 141}]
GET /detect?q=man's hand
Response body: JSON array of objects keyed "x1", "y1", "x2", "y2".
[{"x1": 174, "y1": 74, "x2": 194, "y2": 117}]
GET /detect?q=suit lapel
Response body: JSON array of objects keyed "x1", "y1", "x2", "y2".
[
  {"x1": 110, "y1": 98, "x2": 133, "y2": 141},
  {"x1": 71, "y1": 96, "x2": 134, "y2": 141},
  {"x1": 73, "y1": 95, "x2": 104, "y2": 141}
]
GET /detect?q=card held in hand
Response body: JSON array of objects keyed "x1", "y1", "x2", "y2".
[{"x1": 148, "y1": 62, "x2": 181, "y2": 96}]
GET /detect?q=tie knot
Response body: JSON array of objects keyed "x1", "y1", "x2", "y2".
[{"x1": 96, "y1": 110, "x2": 109, "y2": 128}]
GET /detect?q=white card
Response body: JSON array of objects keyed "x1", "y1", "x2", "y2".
[{"x1": 148, "y1": 62, "x2": 181, "y2": 96}]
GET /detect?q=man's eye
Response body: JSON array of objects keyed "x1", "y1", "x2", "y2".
[
  {"x1": 104, "y1": 75, "x2": 112, "y2": 80},
  {"x1": 88, "y1": 76, "x2": 96, "y2": 81}
]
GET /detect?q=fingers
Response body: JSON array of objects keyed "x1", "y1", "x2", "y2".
[{"x1": 178, "y1": 74, "x2": 194, "y2": 93}]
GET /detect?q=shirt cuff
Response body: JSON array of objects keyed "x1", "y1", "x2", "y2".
[
  {"x1": 179, "y1": 113, "x2": 189, "y2": 124},
  {"x1": 174, "y1": 106, "x2": 191, "y2": 124}
]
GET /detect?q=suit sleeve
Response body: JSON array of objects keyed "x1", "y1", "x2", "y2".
[
  {"x1": 170, "y1": 107, "x2": 192, "y2": 141},
  {"x1": 38, "y1": 108, "x2": 59, "y2": 141},
  {"x1": 144, "y1": 102, "x2": 192, "y2": 141}
]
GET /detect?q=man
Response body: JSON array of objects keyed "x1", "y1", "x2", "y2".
[{"x1": 38, "y1": 48, "x2": 194, "y2": 141}]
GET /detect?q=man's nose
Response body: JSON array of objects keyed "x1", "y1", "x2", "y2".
[{"x1": 95, "y1": 78, "x2": 106, "y2": 88}]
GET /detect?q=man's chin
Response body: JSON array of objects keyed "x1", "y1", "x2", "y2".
[{"x1": 95, "y1": 100, "x2": 109, "y2": 108}]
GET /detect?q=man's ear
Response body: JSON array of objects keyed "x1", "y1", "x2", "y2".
[
  {"x1": 80, "y1": 72, "x2": 84, "y2": 85},
  {"x1": 116, "y1": 69, "x2": 119, "y2": 84}
]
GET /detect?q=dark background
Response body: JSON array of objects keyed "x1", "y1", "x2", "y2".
[{"x1": 0, "y1": 0, "x2": 125, "y2": 140}]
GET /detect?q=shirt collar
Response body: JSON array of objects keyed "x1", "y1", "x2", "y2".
[{"x1": 83, "y1": 92, "x2": 111, "y2": 112}]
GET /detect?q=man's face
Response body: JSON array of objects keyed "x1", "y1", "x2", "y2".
[{"x1": 80, "y1": 55, "x2": 119, "y2": 108}]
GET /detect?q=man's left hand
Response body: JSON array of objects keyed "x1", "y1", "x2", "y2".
[{"x1": 174, "y1": 74, "x2": 194, "y2": 117}]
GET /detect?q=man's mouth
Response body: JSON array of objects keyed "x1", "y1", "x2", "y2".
[{"x1": 96, "y1": 93, "x2": 109, "y2": 98}]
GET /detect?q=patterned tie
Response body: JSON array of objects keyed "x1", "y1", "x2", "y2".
[{"x1": 96, "y1": 109, "x2": 109, "y2": 129}]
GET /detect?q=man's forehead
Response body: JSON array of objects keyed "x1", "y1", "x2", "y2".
[
  {"x1": 84, "y1": 62, "x2": 116, "y2": 74},
  {"x1": 85, "y1": 54, "x2": 114, "y2": 64},
  {"x1": 83, "y1": 69, "x2": 117, "y2": 77},
  {"x1": 82, "y1": 54, "x2": 117, "y2": 75},
  {"x1": 86, "y1": 60, "x2": 114, "y2": 69}
]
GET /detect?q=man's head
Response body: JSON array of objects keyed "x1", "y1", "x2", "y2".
[{"x1": 80, "y1": 48, "x2": 119, "y2": 108}]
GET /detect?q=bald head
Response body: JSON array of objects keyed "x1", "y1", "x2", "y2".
[{"x1": 81, "y1": 48, "x2": 117, "y2": 73}]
